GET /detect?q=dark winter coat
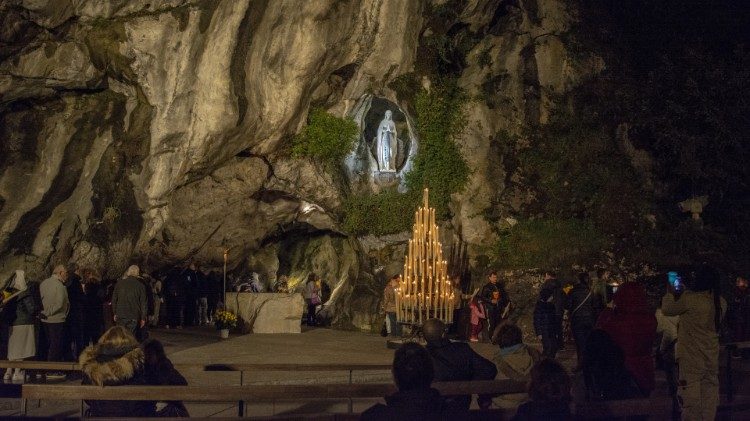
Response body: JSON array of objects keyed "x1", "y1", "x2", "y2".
[
  {"x1": 80, "y1": 343, "x2": 156, "y2": 417},
  {"x1": 360, "y1": 387, "x2": 468, "y2": 421},
  {"x1": 7, "y1": 289, "x2": 40, "y2": 326},
  {"x1": 542, "y1": 278, "x2": 565, "y2": 319},
  {"x1": 82, "y1": 283, "x2": 105, "y2": 328},
  {"x1": 111, "y1": 276, "x2": 147, "y2": 322},
  {"x1": 511, "y1": 401, "x2": 571, "y2": 421},
  {"x1": 533, "y1": 299, "x2": 560, "y2": 339},
  {"x1": 596, "y1": 283, "x2": 657, "y2": 395},
  {"x1": 164, "y1": 269, "x2": 188, "y2": 302},
  {"x1": 425, "y1": 338, "x2": 498, "y2": 410},
  {"x1": 66, "y1": 276, "x2": 85, "y2": 326},
  {"x1": 144, "y1": 349, "x2": 188, "y2": 413},
  {"x1": 566, "y1": 283, "x2": 599, "y2": 332},
  {"x1": 481, "y1": 282, "x2": 510, "y2": 312}
]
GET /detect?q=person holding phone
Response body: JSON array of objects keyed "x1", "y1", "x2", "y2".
[{"x1": 662, "y1": 264, "x2": 726, "y2": 421}]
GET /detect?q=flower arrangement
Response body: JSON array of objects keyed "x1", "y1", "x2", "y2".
[{"x1": 214, "y1": 310, "x2": 238, "y2": 330}]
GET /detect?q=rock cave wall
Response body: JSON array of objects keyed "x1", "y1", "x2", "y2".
[{"x1": 0, "y1": 0, "x2": 603, "y2": 330}]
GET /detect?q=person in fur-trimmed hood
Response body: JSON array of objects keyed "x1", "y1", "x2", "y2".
[{"x1": 79, "y1": 326, "x2": 155, "y2": 417}]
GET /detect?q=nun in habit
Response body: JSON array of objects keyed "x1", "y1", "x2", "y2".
[{"x1": 4, "y1": 270, "x2": 39, "y2": 382}]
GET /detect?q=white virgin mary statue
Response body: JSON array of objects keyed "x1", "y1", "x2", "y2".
[{"x1": 376, "y1": 110, "x2": 397, "y2": 172}]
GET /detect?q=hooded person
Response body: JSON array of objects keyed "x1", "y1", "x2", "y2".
[
  {"x1": 596, "y1": 282, "x2": 657, "y2": 396},
  {"x1": 493, "y1": 323, "x2": 541, "y2": 382},
  {"x1": 80, "y1": 326, "x2": 155, "y2": 417},
  {"x1": 4, "y1": 270, "x2": 39, "y2": 382}
]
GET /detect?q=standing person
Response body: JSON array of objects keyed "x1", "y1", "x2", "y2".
[
  {"x1": 469, "y1": 295, "x2": 486, "y2": 342},
  {"x1": 422, "y1": 318, "x2": 497, "y2": 411},
  {"x1": 196, "y1": 267, "x2": 210, "y2": 326},
  {"x1": 566, "y1": 272, "x2": 599, "y2": 369},
  {"x1": 164, "y1": 267, "x2": 187, "y2": 329},
  {"x1": 597, "y1": 282, "x2": 657, "y2": 396},
  {"x1": 206, "y1": 270, "x2": 222, "y2": 323},
  {"x1": 303, "y1": 273, "x2": 321, "y2": 326},
  {"x1": 183, "y1": 263, "x2": 199, "y2": 326},
  {"x1": 382, "y1": 275, "x2": 401, "y2": 337},
  {"x1": 534, "y1": 288, "x2": 561, "y2": 359},
  {"x1": 3, "y1": 270, "x2": 39, "y2": 383},
  {"x1": 727, "y1": 276, "x2": 750, "y2": 354},
  {"x1": 662, "y1": 264, "x2": 726, "y2": 421},
  {"x1": 65, "y1": 263, "x2": 86, "y2": 360},
  {"x1": 542, "y1": 271, "x2": 565, "y2": 352},
  {"x1": 81, "y1": 269, "x2": 104, "y2": 348},
  {"x1": 40, "y1": 265, "x2": 70, "y2": 380},
  {"x1": 149, "y1": 272, "x2": 163, "y2": 328},
  {"x1": 111, "y1": 265, "x2": 147, "y2": 339},
  {"x1": 656, "y1": 302, "x2": 680, "y2": 415},
  {"x1": 136, "y1": 274, "x2": 154, "y2": 341},
  {"x1": 450, "y1": 275, "x2": 464, "y2": 336},
  {"x1": 481, "y1": 271, "x2": 509, "y2": 340}
]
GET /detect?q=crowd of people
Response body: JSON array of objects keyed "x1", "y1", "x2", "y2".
[
  {"x1": 379, "y1": 263, "x2": 739, "y2": 420},
  {"x1": 0, "y1": 261, "x2": 744, "y2": 419},
  {"x1": 0, "y1": 261, "x2": 226, "y2": 383}
]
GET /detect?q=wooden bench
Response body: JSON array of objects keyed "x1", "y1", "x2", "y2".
[
  {"x1": 1, "y1": 379, "x2": 525, "y2": 417},
  {"x1": 0, "y1": 360, "x2": 393, "y2": 414}
]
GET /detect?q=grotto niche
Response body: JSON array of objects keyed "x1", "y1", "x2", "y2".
[{"x1": 348, "y1": 96, "x2": 416, "y2": 189}]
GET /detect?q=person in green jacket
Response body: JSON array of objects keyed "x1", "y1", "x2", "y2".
[{"x1": 662, "y1": 264, "x2": 726, "y2": 421}]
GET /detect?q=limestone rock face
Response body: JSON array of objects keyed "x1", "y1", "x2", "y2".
[{"x1": 0, "y1": 0, "x2": 597, "y2": 330}]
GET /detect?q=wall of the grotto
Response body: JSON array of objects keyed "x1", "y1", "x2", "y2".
[{"x1": 0, "y1": 0, "x2": 608, "y2": 331}]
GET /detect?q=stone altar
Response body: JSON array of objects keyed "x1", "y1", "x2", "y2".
[{"x1": 225, "y1": 292, "x2": 304, "y2": 334}]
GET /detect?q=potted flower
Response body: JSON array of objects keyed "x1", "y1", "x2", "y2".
[{"x1": 214, "y1": 310, "x2": 238, "y2": 339}]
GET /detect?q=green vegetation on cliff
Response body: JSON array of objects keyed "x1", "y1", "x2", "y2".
[
  {"x1": 406, "y1": 78, "x2": 470, "y2": 218},
  {"x1": 292, "y1": 108, "x2": 358, "y2": 168},
  {"x1": 343, "y1": 189, "x2": 415, "y2": 236}
]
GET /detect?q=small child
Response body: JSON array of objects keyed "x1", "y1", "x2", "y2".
[{"x1": 469, "y1": 295, "x2": 486, "y2": 342}]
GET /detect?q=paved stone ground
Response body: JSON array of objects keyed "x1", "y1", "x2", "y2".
[{"x1": 1, "y1": 326, "x2": 748, "y2": 418}]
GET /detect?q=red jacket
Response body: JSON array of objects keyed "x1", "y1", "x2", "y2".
[{"x1": 596, "y1": 282, "x2": 657, "y2": 395}]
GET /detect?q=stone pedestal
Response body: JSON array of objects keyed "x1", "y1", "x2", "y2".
[{"x1": 225, "y1": 292, "x2": 304, "y2": 334}]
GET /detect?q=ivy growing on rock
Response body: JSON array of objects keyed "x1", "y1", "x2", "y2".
[
  {"x1": 292, "y1": 108, "x2": 358, "y2": 168},
  {"x1": 495, "y1": 218, "x2": 605, "y2": 270},
  {"x1": 405, "y1": 78, "x2": 471, "y2": 218},
  {"x1": 342, "y1": 189, "x2": 416, "y2": 236},
  {"x1": 343, "y1": 79, "x2": 471, "y2": 236}
]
